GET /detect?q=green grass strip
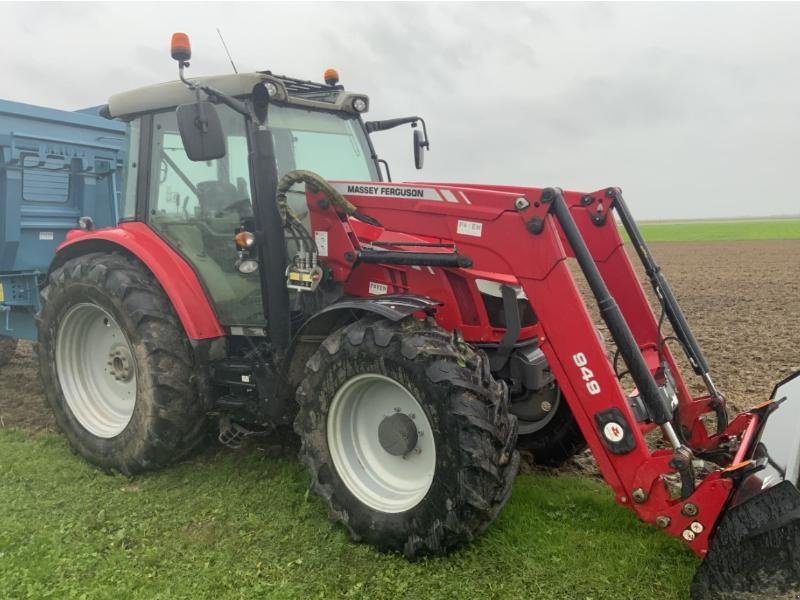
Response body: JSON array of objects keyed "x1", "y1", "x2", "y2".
[
  {"x1": 0, "y1": 429, "x2": 697, "y2": 599},
  {"x1": 620, "y1": 218, "x2": 800, "y2": 243}
]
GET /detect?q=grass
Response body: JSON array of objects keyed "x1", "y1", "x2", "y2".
[
  {"x1": 0, "y1": 429, "x2": 698, "y2": 599},
  {"x1": 622, "y1": 217, "x2": 800, "y2": 242}
]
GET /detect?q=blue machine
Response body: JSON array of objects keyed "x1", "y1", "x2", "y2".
[{"x1": 0, "y1": 99, "x2": 127, "y2": 341}]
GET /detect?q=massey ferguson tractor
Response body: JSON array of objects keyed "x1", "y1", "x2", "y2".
[{"x1": 35, "y1": 33, "x2": 800, "y2": 598}]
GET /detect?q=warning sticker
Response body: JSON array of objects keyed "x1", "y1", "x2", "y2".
[
  {"x1": 368, "y1": 281, "x2": 388, "y2": 295},
  {"x1": 603, "y1": 422, "x2": 625, "y2": 443},
  {"x1": 314, "y1": 231, "x2": 329, "y2": 257},
  {"x1": 456, "y1": 220, "x2": 483, "y2": 237},
  {"x1": 39, "y1": 231, "x2": 54, "y2": 241}
]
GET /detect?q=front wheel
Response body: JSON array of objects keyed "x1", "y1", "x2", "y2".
[
  {"x1": 295, "y1": 316, "x2": 519, "y2": 557},
  {"x1": 37, "y1": 252, "x2": 208, "y2": 474}
]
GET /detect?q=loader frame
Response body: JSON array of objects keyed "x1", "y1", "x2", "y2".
[{"x1": 305, "y1": 179, "x2": 761, "y2": 558}]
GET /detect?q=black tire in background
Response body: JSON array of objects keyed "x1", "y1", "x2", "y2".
[
  {"x1": 295, "y1": 316, "x2": 519, "y2": 558},
  {"x1": 37, "y1": 252, "x2": 208, "y2": 475},
  {"x1": 0, "y1": 336, "x2": 18, "y2": 368},
  {"x1": 515, "y1": 395, "x2": 586, "y2": 467}
]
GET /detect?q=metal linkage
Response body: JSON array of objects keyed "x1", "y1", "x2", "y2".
[
  {"x1": 607, "y1": 188, "x2": 727, "y2": 424},
  {"x1": 544, "y1": 187, "x2": 685, "y2": 449}
]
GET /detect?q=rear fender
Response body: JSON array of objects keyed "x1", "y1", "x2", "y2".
[{"x1": 53, "y1": 222, "x2": 224, "y2": 340}]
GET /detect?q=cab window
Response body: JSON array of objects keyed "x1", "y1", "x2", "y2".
[{"x1": 147, "y1": 105, "x2": 264, "y2": 326}]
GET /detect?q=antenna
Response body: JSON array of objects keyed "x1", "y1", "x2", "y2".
[{"x1": 216, "y1": 27, "x2": 238, "y2": 74}]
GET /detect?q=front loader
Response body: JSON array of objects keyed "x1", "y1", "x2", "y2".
[{"x1": 35, "y1": 34, "x2": 800, "y2": 598}]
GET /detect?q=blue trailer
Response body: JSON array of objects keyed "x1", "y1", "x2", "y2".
[{"x1": 0, "y1": 99, "x2": 126, "y2": 361}]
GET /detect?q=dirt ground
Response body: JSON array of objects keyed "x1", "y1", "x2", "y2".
[{"x1": 1, "y1": 240, "x2": 798, "y2": 446}]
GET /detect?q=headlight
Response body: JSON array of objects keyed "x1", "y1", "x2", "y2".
[
  {"x1": 352, "y1": 97, "x2": 367, "y2": 113},
  {"x1": 237, "y1": 259, "x2": 259, "y2": 274},
  {"x1": 265, "y1": 82, "x2": 279, "y2": 98}
]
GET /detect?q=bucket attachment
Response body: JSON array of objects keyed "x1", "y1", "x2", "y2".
[{"x1": 692, "y1": 371, "x2": 800, "y2": 599}]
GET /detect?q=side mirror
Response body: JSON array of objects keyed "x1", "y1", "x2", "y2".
[
  {"x1": 413, "y1": 128, "x2": 426, "y2": 170},
  {"x1": 176, "y1": 101, "x2": 226, "y2": 161}
]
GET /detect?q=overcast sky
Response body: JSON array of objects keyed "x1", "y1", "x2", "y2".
[{"x1": 2, "y1": 1, "x2": 799, "y2": 219}]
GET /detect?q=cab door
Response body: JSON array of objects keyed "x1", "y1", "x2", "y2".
[{"x1": 146, "y1": 105, "x2": 264, "y2": 326}]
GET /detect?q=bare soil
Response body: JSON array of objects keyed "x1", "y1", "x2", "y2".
[{"x1": 1, "y1": 240, "x2": 798, "y2": 449}]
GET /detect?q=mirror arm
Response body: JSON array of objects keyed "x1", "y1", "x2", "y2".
[
  {"x1": 377, "y1": 158, "x2": 392, "y2": 182},
  {"x1": 366, "y1": 116, "x2": 421, "y2": 133},
  {"x1": 196, "y1": 85, "x2": 250, "y2": 118},
  {"x1": 176, "y1": 62, "x2": 251, "y2": 119}
]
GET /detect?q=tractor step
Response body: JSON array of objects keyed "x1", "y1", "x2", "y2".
[{"x1": 217, "y1": 417, "x2": 258, "y2": 449}]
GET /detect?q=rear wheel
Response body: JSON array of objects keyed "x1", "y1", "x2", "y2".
[
  {"x1": 295, "y1": 316, "x2": 519, "y2": 557},
  {"x1": 37, "y1": 252, "x2": 208, "y2": 474},
  {"x1": 0, "y1": 336, "x2": 18, "y2": 367}
]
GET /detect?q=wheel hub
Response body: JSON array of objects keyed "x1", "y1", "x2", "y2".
[
  {"x1": 327, "y1": 373, "x2": 436, "y2": 513},
  {"x1": 108, "y1": 347, "x2": 133, "y2": 382},
  {"x1": 378, "y1": 412, "x2": 419, "y2": 456},
  {"x1": 55, "y1": 303, "x2": 137, "y2": 438}
]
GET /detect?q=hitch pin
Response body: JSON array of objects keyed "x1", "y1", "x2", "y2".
[{"x1": 662, "y1": 421, "x2": 683, "y2": 450}]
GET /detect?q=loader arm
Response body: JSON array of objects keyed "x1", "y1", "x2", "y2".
[{"x1": 302, "y1": 179, "x2": 779, "y2": 559}]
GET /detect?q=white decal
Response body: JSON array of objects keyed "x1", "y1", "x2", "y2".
[
  {"x1": 314, "y1": 231, "x2": 329, "y2": 257},
  {"x1": 440, "y1": 189, "x2": 459, "y2": 203},
  {"x1": 458, "y1": 190, "x2": 472, "y2": 205},
  {"x1": 39, "y1": 231, "x2": 54, "y2": 241},
  {"x1": 603, "y1": 422, "x2": 625, "y2": 443},
  {"x1": 368, "y1": 281, "x2": 388, "y2": 295},
  {"x1": 332, "y1": 182, "x2": 442, "y2": 201},
  {"x1": 573, "y1": 352, "x2": 601, "y2": 395},
  {"x1": 457, "y1": 220, "x2": 483, "y2": 237}
]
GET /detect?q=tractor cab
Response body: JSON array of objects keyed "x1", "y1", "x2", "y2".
[{"x1": 108, "y1": 69, "x2": 383, "y2": 327}]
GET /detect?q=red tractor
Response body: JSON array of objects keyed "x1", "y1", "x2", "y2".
[{"x1": 37, "y1": 34, "x2": 800, "y2": 597}]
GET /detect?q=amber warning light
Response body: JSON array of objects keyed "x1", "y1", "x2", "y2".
[
  {"x1": 171, "y1": 32, "x2": 192, "y2": 62},
  {"x1": 324, "y1": 68, "x2": 339, "y2": 86}
]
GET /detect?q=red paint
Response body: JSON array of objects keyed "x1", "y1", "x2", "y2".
[
  {"x1": 59, "y1": 222, "x2": 224, "y2": 340},
  {"x1": 307, "y1": 179, "x2": 763, "y2": 555}
]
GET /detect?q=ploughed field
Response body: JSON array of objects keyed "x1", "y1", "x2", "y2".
[{"x1": 2, "y1": 240, "x2": 797, "y2": 432}]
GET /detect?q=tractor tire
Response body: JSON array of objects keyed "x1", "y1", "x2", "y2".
[
  {"x1": 515, "y1": 396, "x2": 586, "y2": 467},
  {"x1": 0, "y1": 336, "x2": 18, "y2": 367},
  {"x1": 295, "y1": 316, "x2": 519, "y2": 558},
  {"x1": 37, "y1": 252, "x2": 207, "y2": 475}
]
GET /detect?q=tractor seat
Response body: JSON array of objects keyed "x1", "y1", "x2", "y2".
[{"x1": 197, "y1": 181, "x2": 253, "y2": 219}]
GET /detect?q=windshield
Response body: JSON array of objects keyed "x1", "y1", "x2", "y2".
[{"x1": 268, "y1": 104, "x2": 379, "y2": 182}]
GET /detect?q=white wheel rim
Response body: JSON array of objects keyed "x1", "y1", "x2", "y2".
[
  {"x1": 327, "y1": 373, "x2": 436, "y2": 513},
  {"x1": 55, "y1": 303, "x2": 137, "y2": 438}
]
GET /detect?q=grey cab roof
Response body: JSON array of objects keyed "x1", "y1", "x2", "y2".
[{"x1": 106, "y1": 72, "x2": 369, "y2": 119}]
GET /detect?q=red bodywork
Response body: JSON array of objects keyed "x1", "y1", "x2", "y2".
[
  {"x1": 309, "y1": 180, "x2": 757, "y2": 557},
  {"x1": 60, "y1": 179, "x2": 760, "y2": 557},
  {"x1": 59, "y1": 222, "x2": 225, "y2": 340}
]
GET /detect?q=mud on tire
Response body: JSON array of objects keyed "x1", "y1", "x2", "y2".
[
  {"x1": 295, "y1": 316, "x2": 520, "y2": 558},
  {"x1": 37, "y1": 252, "x2": 208, "y2": 475}
]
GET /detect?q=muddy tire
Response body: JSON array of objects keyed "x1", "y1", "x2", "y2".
[
  {"x1": 691, "y1": 481, "x2": 800, "y2": 599},
  {"x1": 37, "y1": 252, "x2": 207, "y2": 475},
  {"x1": 295, "y1": 316, "x2": 519, "y2": 557},
  {"x1": 0, "y1": 336, "x2": 17, "y2": 368},
  {"x1": 515, "y1": 396, "x2": 586, "y2": 466}
]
